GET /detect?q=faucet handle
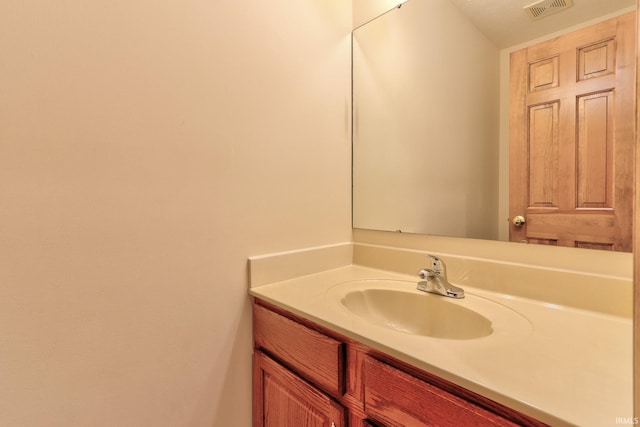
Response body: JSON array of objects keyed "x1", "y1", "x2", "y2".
[{"x1": 425, "y1": 254, "x2": 446, "y2": 278}]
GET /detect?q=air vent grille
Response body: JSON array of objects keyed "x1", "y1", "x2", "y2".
[{"x1": 524, "y1": 0, "x2": 573, "y2": 20}]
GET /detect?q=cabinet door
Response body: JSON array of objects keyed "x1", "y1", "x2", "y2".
[{"x1": 254, "y1": 351, "x2": 345, "y2": 427}]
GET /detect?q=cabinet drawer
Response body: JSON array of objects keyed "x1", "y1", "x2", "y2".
[
  {"x1": 363, "y1": 357, "x2": 517, "y2": 427},
  {"x1": 253, "y1": 303, "x2": 344, "y2": 397}
]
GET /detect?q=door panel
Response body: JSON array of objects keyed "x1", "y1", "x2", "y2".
[
  {"x1": 576, "y1": 91, "x2": 613, "y2": 209},
  {"x1": 509, "y1": 11, "x2": 636, "y2": 251},
  {"x1": 528, "y1": 102, "x2": 559, "y2": 208}
]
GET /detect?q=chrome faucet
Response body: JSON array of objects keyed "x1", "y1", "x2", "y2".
[{"x1": 417, "y1": 254, "x2": 465, "y2": 299}]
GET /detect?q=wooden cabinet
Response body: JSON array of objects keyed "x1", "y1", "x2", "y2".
[
  {"x1": 253, "y1": 303, "x2": 344, "y2": 397},
  {"x1": 253, "y1": 351, "x2": 345, "y2": 427},
  {"x1": 253, "y1": 303, "x2": 346, "y2": 426},
  {"x1": 363, "y1": 357, "x2": 518, "y2": 426},
  {"x1": 252, "y1": 299, "x2": 546, "y2": 427}
]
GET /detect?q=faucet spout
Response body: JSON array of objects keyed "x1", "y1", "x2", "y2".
[{"x1": 417, "y1": 256, "x2": 465, "y2": 299}]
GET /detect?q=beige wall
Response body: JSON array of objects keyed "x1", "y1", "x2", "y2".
[
  {"x1": 353, "y1": 0, "x2": 402, "y2": 28},
  {"x1": 0, "y1": 1, "x2": 352, "y2": 426}
]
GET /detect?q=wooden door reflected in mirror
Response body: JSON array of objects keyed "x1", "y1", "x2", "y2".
[{"x1": 509, "y1": 12, "x2": 636, "y2": 252}]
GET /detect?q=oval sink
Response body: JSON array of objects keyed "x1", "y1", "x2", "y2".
[
  {"x1": 325, "y1": 279, "x2": 532, "y2": 340},
  {"x1": 342, "y1": 288, "x2": 492, "y2": 339}
]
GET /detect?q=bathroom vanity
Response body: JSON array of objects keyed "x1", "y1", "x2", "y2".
[
  {"x1": 253, "y1": 299, "x2": 544, "y2": 426},
  {"x1": 249, "y1": 243, "x2": 633, "y2": 426}
]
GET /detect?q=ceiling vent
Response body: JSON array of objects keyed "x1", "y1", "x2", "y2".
[{"x1": 524, "y1": 0, "x2": 574, "y2": 21}]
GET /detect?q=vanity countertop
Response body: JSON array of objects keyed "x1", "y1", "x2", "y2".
[{"x1": 249, "y1": 264, "x2": 633, "y2": 427}]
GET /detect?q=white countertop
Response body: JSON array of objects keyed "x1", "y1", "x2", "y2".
[{"x1": 249, "y1": 264, "x2": 633, "y2": 427}]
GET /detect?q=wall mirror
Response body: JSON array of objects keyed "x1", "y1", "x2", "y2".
[{"x1": 352, "y1": 0, "x2": 636, "y2": 252}]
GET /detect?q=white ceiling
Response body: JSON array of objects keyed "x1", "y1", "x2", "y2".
[{"x1": 447, "y1": 0, "x2": 636, "y2": 48}]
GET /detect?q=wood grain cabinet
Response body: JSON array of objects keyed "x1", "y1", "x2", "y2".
[
  {"x1": 254, "y1": 351, "x2": 345, "y2": 427},
  {"x1": 253, "y1": 302, "x2": 346, "y2": 427},
  {"x1": 363, "y1": 357, "x2": 521, "y2": 426},
  {"x1": 252, "y1": 299, "x2": 547, "y2": 427}
]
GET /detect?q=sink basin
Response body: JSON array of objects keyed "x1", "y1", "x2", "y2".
[
  {"x1": 342, "y1": 288, "x2": 492, "y2": 339},
  {"x1": 325, "y1": 279, "x2": 532, "y2": 340}
]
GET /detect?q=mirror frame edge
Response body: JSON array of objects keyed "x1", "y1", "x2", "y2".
[{"x1": 634, "y1": 0, "x2": 639, "y2": 418}]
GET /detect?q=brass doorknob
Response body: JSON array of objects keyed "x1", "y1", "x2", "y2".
[{"x1": 512, "y1": 215, "x2": 526, "y2": 226}]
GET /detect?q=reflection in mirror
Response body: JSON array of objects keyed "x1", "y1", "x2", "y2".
[
  {"x1": 353, "y1": 0, "x2": 501, "y2": 240},
  {"x1": 352, "y1": 0, "x2": 636, "y2": 251}
]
